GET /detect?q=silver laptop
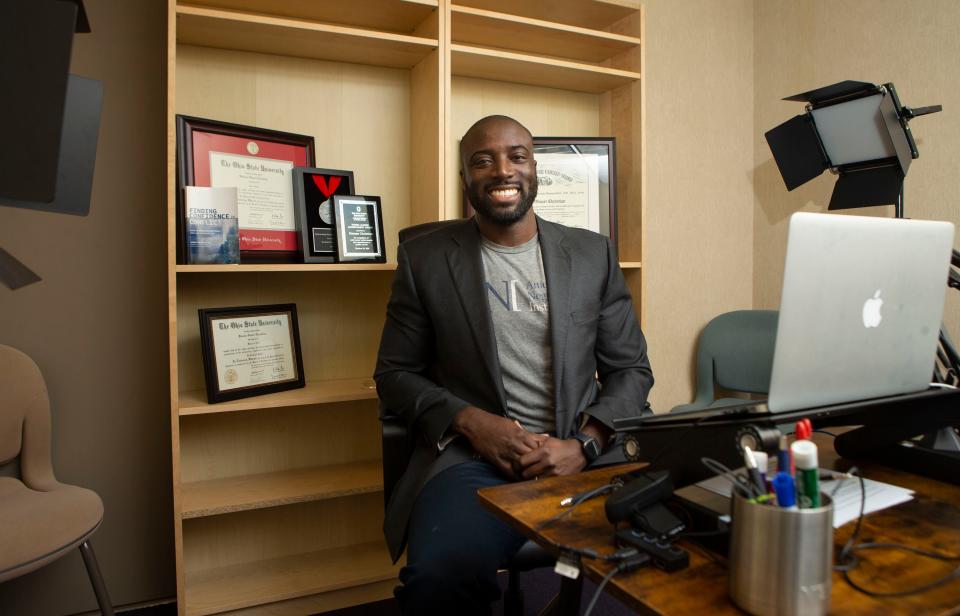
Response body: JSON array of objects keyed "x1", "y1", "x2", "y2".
[{"x1": 767, "y1": 212, "x2": 955, "y2": 412}]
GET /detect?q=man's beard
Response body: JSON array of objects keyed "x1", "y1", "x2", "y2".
[{"x1": 466, "y1": 181, "x2": 538, "y2": 226}]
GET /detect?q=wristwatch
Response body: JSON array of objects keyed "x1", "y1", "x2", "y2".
[{"x1": 573, "y1": 432, "x2": 602, "y2": 462}]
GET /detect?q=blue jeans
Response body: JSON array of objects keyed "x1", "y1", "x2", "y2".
[{"x1": 395, "y1": 460, "x2": 528, "y2": 615}]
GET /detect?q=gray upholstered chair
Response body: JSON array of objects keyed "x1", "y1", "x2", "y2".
[
  {"x1": 0, "y1": 344, "x2": 113, "y2": 615},
  {"x1": 671, "y1": 310, "x2": 779, "y2": 413}
]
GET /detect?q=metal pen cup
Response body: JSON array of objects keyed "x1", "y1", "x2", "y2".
[{"x1": 729, "y1": 493, "x2": 833, "y2": 616}]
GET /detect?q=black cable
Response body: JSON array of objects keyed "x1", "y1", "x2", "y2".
[
  {"x1": 813, "y1": 429, "x2": 838, "y2": 438},
  {"x1": 582, "y1": 554, "x2": 651, "y2": 616},
  {"x1": 844, "y1": 565, "x2": 960, "y2": 597},
  {"x1": 582, "y1": 566, "x2": 619, "y2": 616},
  {"x1": 535, "y1": 482, "x2": 616, "y2": 532},
  {"x1": 701, "y1": 456, "x2": 755, "y2": 498},
  {"x1": 835, "y1": 468, "x2": 960, "y2": 596}
]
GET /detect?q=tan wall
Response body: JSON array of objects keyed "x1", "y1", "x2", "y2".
[
  {"x1": 753, "y1": 0, "x2": 960, "y2": 348},
  {"x1": 0, "y1": 1, "x2": 174, "y2": 614},
  {"x1": 641, "y1": 0, "x2": 756, "y2": 412}
]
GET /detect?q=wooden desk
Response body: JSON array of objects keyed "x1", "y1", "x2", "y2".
[{"x1": 477, "y1": 435, "x2": 960, "y2": 614}]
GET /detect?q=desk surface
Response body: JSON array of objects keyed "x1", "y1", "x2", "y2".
[{"x1": 477, "y1": 435, "x2": 960, "y2": 615}]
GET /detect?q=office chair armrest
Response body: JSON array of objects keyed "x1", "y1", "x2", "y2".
[{"x1": 381, "y1": 413, "x2": 414, "y2": 509}]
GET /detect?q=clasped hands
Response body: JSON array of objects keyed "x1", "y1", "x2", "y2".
[{"x1": 452, "y1": 406, "x2": 586, "y2": 481}]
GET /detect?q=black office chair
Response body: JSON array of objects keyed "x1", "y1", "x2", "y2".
[
  {"x1": 380, "y1": 219, "x2": 554, "y2": 616},
  {"x1": 670, "y1": 310, "x2": 778, "y2": 413}
]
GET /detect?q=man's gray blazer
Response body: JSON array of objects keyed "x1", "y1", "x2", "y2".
[{"x1": 374, "y1": 216, "x2": 653, "y2": 562}]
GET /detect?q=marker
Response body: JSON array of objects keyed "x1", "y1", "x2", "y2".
[
  {"x1": 772, "y1": 471, "x2": 797, "y2": 509},
  {"x1": 795, "y1": 418, "x2": 812, "y2": 440},
  {"x1": 749, "y1": 493, "x2": 775, "y2": 505},
  {"x1": 778, "y1": 434, "x2": 790, "y2": 475},
  {"x1": 743, "y1": 446, "x2": 766, "y2": 498},
  {"x1": 791, "y1": 440, "x2": 821, "y2": 508}
]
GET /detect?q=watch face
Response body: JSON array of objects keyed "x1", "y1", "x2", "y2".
[{"x1": 578, "y1": 434, "x2": 601, "y2": 461}]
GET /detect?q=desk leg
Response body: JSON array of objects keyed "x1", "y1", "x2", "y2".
[
  {"x1": 559, "y1": 575, "x2": 583, "y2": 616},
  {"x1": 538, "y1": 575, "x2": 583, "y2": 616}
]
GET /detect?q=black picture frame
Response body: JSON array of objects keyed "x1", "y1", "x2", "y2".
[
  {"x1": 462, "y1": 136, "x2": 618, "y2": 251},
  {"x1": 332, "y1": 195, "x2": 387, "y2": 263},
  {"x1": 292, "y1": 167, "x2": 356, "y2": 263},
  {"x1": 198, "y1": 303, "x2": 306, "y2": 404},
  {"x1": 176, "y1": 115, "x2": 316, "y2": 264}
]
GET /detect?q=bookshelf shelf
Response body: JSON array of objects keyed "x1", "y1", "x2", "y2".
[
  {"x1": 181, "y1": 461, "x2": 382, "y2": 518},
  {"x1": 451, "y1": 44, "x2": 640, "y2": 93}
]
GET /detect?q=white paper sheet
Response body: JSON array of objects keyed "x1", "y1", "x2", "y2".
[{"x1": 695, "y1": 469, "x2": 914, "y2": 528}]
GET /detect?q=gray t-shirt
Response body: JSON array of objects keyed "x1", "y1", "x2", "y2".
[{"x1": 480, "y1": 234, "x2": 555, "y2": 434}]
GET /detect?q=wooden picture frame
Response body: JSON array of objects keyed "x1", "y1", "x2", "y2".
[
  {"x1": 177, "y1": 115, "x2": 316, "y2": 263},
  {"x1": 198, "y1": 303, "x2": 306, "y2": 404}
]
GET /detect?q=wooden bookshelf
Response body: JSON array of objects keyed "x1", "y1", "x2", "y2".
[
  {"x1": 451, "y1": 5, "x2": 640, "y2": 64},
  {"x1": 181, "y1": 461, "x2": 383, "y2": 518},
  {"x1": 178, "y1": 377, "x2": 378, "y2": 415},
  {"x1": 451, "y1": 44, "x2": 640, "y2": 93},
  {"x1": 453, "y1": 0, "x2": 639, "y2": 32},
  {"x1": 166, "y1": 0, "x2": 644, "y2": 613},
  {"x1": 174, "y1": 263, "x2": 397, "y2": 273},
  {"x1": 177, "y1": 4, "x2": 438, "y2": 68},
  {"x1": 184, "y1": 541, "x2": 400, "y2": 616},
  {"x1": 179, "y1": 0, "x2": 439, "y2": 34}
]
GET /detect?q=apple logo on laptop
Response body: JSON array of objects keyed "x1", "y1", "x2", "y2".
[{"x1": 862, "y1": 289, "x2": 883, "y2": 328}]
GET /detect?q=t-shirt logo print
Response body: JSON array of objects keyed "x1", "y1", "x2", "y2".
[{"x1": 485, "y1": 280, "x2": 548, "y2": 312}]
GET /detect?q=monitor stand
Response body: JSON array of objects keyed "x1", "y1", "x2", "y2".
[{"x1": 834, "y1": 410, "x2": 960, "y2": 486}]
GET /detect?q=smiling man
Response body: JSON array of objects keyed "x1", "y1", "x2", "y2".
[{"x1": 374, "y1": 115, "x2": 653, "y2": 614}]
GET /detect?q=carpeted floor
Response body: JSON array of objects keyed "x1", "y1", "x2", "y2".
[
  {"x1": 117, "y1": 568, "x2": 637, "y2": 616},
  {"x1": 322, "y1": 568, "x2": 636, "y2": 616}
]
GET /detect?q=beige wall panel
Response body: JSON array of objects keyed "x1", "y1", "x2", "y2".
[
  {"x1": 176, "y1": 270, "x2": 394, "y2": 390},
  {"x1": 182, "y1": 493, "x2": 384, "y2": 571},
  {"x1": 753, "y1": 0, "x2": 960, "y2": 347},
  {"x1": 179, "y1": 402, "x2": 381, "y2": 482},
  {"x1": 447, "y1": 77, "x2": 600, "y2": 219},
  {"x1": 640, "y1": 0, "x2": 755, "y2": 412},
  {"x1": 0, "y1": 1, "x2": 175, "y2": 614},
  {"x1": 176, "y1": 46, "x2": 411, "y2": 264}
]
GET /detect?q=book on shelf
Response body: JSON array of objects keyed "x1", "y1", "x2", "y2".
[{"x1": 186, "y1": 186, "x2": 240, "y2": 264}]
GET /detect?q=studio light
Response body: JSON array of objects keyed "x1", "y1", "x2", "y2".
[{"x1": 765, "y1": 80, "x2": 941, "y2": 217}]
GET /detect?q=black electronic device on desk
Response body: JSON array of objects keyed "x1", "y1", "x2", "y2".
[
  {"x1": 613, "y1": 387, "x2": 960, "y2": 488},
  {"x1": 603, "y1": 470, "x2": 691, "y2": 572}
]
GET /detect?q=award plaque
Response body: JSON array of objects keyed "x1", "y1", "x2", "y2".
[
  {"x1": 462, "y1": 137, "x2": 618, "y2": 252},
  {"x1": 198, "y1": 304, "x2": 306, "y2": 403},
  {"x1": 177, "y1": 116, "x2": 316, "y2": 263},
  {"x1": 293, "y1": 167, "x2": 355, "y2": 263},
  {"x1": 332, "y1": 195, "x2": 386, "y2": 263}
]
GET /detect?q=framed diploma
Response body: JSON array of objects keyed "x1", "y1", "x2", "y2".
[
  {"x1": 177, "y1": 116, "x2": 316, "y2": 263},
  {"x1": 332, "y1": 195, "x2": 386, "y2": 263},
  {"x1": 198, "y1": 304, "x2": 306, "y2": 404},
  {"x1": 292, "y1": 167, "x2": 355, "y2": 263},
  {"x1": 462, "y1": 137, "x2": 618, "y2": 251}
]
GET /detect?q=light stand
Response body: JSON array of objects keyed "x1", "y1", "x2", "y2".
[{"x1": 765, "y1": 80, "x2": 959, "y2": 475}]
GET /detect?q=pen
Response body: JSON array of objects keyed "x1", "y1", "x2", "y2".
[
  {"x1": 772, "y1": 471, "x2": 797, "y2": 509},
  {"x1": 752, "y1": 450, "x2": 769, "y2": 488},
  {"x1": 791, "y1": 440, "x2": 821, "y2": 508},
  {"x1": 743, "y1": 446, "x2": 766, "y2": 498}
]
